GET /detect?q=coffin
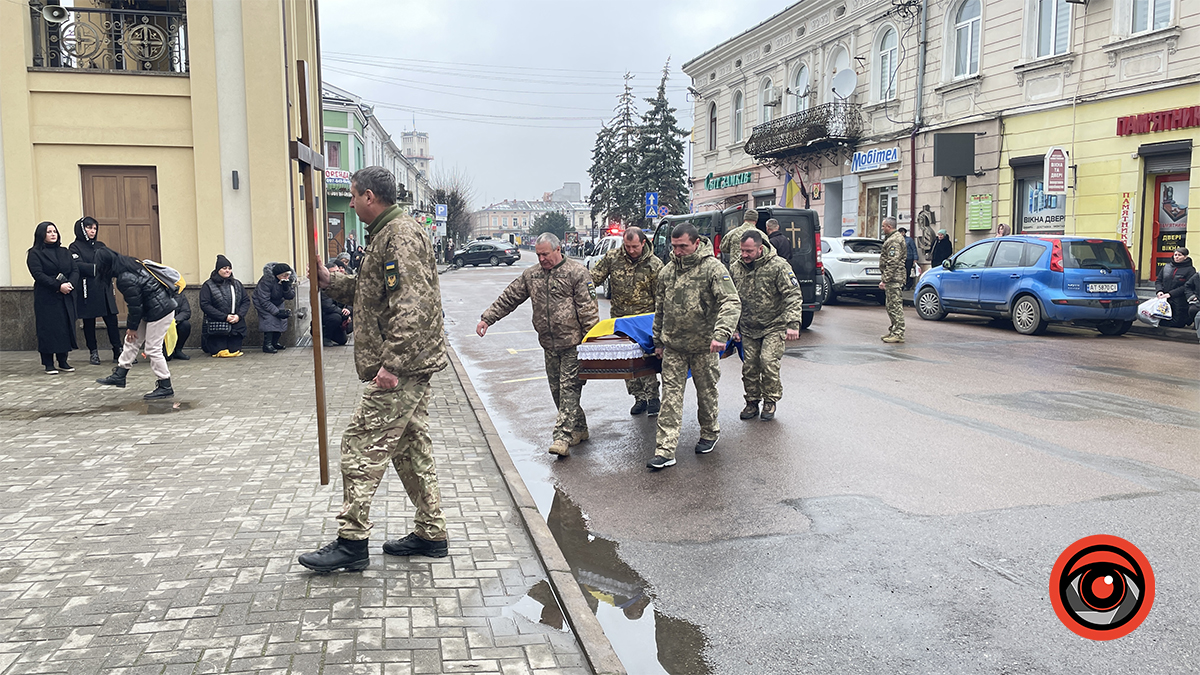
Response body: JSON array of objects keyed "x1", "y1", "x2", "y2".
[{"x1": 577, "y1": 334, "x2": 660, "y2": 380}]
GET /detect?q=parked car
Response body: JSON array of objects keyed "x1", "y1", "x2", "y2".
[
  {"x1": 583, "y1": 235, "x2": 624, "y2": 298},
  {"x1": 650, "y1": 205, "x2": 824, "y2": 329},
  {"x1": 452, "y1": 240, "x2": 520, "y2": 268},
  {"x1": 913, "y1": 235, "x2": 1139, "y2": 336},
  {"x1": 821, "y1": 236, "x2": 886, "y2": 305}
]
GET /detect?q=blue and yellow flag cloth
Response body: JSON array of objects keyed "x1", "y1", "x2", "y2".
[{"x1": 584, "y1": 312, "x2": 742, "y2": 360}]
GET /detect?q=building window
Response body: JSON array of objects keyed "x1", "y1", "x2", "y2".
[
  {"x1": 877, "y1": 28, "x2": 898, "y2": 100},
  {"x1": 325, "y1": 141, "x2": 341, "y2": 169},
  {"x1": 760, "y1": 78, "x2": 775, "y2": 124},
  {"x1": 732, "y1": 90, "x2": 744, "y2": 142},
  {"x1": 791, "y1": 65, "x2": 810, "y2": 113},
  {"x1": 827, "y1": 46, "x2": 850, "y2": 102},
  {"x1": 708, "y1": 102, "x2": 718, "y2": 151},
  {"x1": 1132, "y1": 0, "x2": 1171, "y2": 33},
  {"x1": 954, "y1": 0, "x2": 981, "y2": 77},
  {"x1": 1036, "y1": 0, "x2": 1070, "y2": 57}
]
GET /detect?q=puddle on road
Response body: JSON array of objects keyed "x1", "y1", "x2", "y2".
[
  {"x1": 0, "y1": 400, "x2": 197, "y2": 420},
  {"x1": 784, "y1": 345, "x2": 929, "y2": 366}
]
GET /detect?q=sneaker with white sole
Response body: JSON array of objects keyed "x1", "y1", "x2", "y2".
[
  {"x1": 646, "y1": 455, "x2": 676, "y2": 470},
  {"x1": 694, "y1": 437, "x2": 718, "y2": 454}
]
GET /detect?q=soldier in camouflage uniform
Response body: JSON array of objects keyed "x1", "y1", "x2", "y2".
[
  {"x1": 478, "y1": 233, "x2": 599, "y2": 458},
  {"x1": 300, "y1": 166, "x2": 450, "y2": 574},
  {"x1": 720, "y1": 208, "x2": 758, "y2": 267},
  {"x1": 590, "y1": 228, "x2": 663, "y2": 416},
  {"x1": 730, "y1": 229, "x2": 803, "y2": 421},
  {"x1": 648, "y1": 223, "x2": 741, "y2": 470},
  {"x1": 879, "y1": 217, "x2": 907, "y2": 343}
]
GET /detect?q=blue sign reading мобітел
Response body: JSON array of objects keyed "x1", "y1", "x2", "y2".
[{"x1": 851, "y1": 147, "x2": 900, "y2": 173}]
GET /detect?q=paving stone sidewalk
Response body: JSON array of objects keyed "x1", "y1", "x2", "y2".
[{"x1": 0, "y1": 345, "x2": 588, "y2": 675}]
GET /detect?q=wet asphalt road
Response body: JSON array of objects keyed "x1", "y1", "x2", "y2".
[{"x1": 440, "y1": 257, "x2": 1200, "y2": 675}]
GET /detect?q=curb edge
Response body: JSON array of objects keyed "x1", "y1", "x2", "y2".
[{"x1": 444, "y1": 343, "x2": 627, "y2": 675}]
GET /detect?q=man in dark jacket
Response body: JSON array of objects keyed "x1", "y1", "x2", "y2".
[
  {"x1": 96, "y1": 251, "x2": 178, "y2": 399},
  {"x1": 1155, "y1": 247, "x2": 1195, "y2": 328},
  {"x1": 900, "y1": 227, "x2": 919, "y2": 290},
  {"x1": 166, "y1": 287, "x2": 191, "y2": 361},
  {"x1": 766, "y1": 218, "x2": 791, "y2": 260}
]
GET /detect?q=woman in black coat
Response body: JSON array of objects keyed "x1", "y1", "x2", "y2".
[
  {"x1": 26, "y1": 221, "x2": 80, "y2": 374},
  {"x1": 69, "y1": 216, "x2": 122, "y2": 365},
  {"x1": 1155, "y1": 247, "x2": 1196, "y2": 328},
  {"x1": 198, "y1": 255, "x2": 251, "y2": 357},
  {"x1": 253, "y1": 262, "x2": 295, "y2": 353},
  {"x1": 928, "y1": 229, "x2": 954, "y2": 268}
]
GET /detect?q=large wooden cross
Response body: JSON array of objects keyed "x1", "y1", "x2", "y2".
[{"x1": 288, "y1": 60, "x2": 332, "y2": 485}]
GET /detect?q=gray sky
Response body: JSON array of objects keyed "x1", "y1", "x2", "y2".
[{"x1": 318, "y1": 0, "x2": 786, "y2": 209}]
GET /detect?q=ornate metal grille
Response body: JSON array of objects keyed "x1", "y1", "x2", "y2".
[
  {"x1": 29, "y1": 3, "x2": 188, "y2": 73},
  {"x1": 743, "y1": 102, "x2": 864, "y2": 160}
]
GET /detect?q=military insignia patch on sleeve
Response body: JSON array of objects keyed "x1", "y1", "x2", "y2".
[
  {"x1": 587, "y1": 280, "x2": 596, "y2": 300},
  {"x1": 788, "y1": 271, "x2": 799, "y2": 287},
  {"x1": 384, "y1": 260, "x2": 399, "y2": 292}
]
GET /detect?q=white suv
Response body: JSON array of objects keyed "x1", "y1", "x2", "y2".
[
  {"x1": 583, "y1": 235, "x2": 623, "y2": 298},
  {"x1": 821, "y1": 237, "x2": 886, "y2": 304}
]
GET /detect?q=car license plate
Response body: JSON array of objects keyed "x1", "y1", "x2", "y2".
[
  {"x1": 865, "y1": 268, "x2": 880, "y2": 275},
  {"x1": 1087, "y1": 283, "x2": 1118, "y2": 293}
]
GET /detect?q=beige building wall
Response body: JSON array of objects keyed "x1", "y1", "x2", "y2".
[{"x1": 0, "y1": 0, "x2": 322, "y2": 289}]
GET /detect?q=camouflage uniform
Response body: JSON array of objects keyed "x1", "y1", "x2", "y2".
[
  {"x1": 481, "y1": 257, "x2": 599, "y2": 443},
  {"x1": 730, "y1": 244, "x2": 802, "y2": 403},
  {"x1": 326, "y1": 204, "x2": 448, "y2": 542},
  {"x1": 652, "y1": 237, "x2": 741, "y2": 459},
  {"x1": 880, "y1": 229, "x2": 907, "y2": 338},
  {"x1": 591, "y1": 244, "x2": 663, "y2": 402},
  {"x1": 720, "y1": 221, "x2": 758, "y2": 267}
]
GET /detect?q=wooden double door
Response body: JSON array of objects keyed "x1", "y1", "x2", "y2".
[{"x1": 80, "y1": 166, "x2": 161, "y2": 315}]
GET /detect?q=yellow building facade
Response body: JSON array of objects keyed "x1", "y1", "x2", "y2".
[
  {"x1": 0, "y1": 0, "x2": 322, "y2": 295},
  {"x1": 999, "y1": 85, "x2": 1200, "y2": 281}
]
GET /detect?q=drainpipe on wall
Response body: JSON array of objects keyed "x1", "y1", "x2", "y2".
[{"x1": 910, "y1": 0, "x2": 928, "y2": 238}]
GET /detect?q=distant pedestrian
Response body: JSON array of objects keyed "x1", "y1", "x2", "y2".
[
  {"x1": 26, "y1": 221, "x2": 79, "y2": 374},
  {"x1": 1182, "y1": 270, "x2": 1199, "y2": 334},
  {"x1": 199, "y1": 255, "x2": 251, "y2": 357},
  {"x1": 996, "y1": 223, "x2": 1011, "y2": 237},
  {"x1": 1155, "y1": 247, "x2": 1195, "y2": 328},
  {"x1": 899, "y1": 226, "x2": 918, "y2": 290},
  {"x1": 165, "y1": 285, "x2": 191, "y2": 361},
  {"x1": 253, "y1": 262, "x2": 295, "y2": 353},
  {"x1": 69, "y1": 217, "x2": 121, "y2": 365},
  {"x1": 720, "y1": 208, "x2": 758, "y2": 266},
  {"x1": 300, "y1": 165, "x2": 450, "y2": 572},
  {"x1": 879, "y1": 217, "x2": 906, "y2": 343},
  {"x1": 590, "y1": 228, "x2": 663, "y2": 416},
  {"x1": 478, "y1": 233, "x2": 599, "y2": 458},
  {"x1": 929, "y1": 229, "x2": 953, "y2": 268},
  {"x1": 95, "y1": 252, "x2": 177, "y2": 400},
  {"x1": 766, "y1": 218, "x2": 791, "y2": 260},
  {"x1": 648, "y1": 223, "x2": 741, "y2": 470},
  {"x1": 321, "y1": 262, "x2": 352, "y2": 346},
  {"x1": 345, "y1": 233, "x2": 362, "y2": 270},
  {"x1": 730, "y1": 229, "x2": 802, "y2": 422}
]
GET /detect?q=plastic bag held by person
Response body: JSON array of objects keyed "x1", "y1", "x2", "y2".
[{"x1": 1136, "y1": 298, "x2": 1171, "y2": 326}]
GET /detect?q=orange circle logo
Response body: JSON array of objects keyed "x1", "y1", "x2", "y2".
[{"x1": 1049, "y1": 535, "x2": 1154, "y2": 640}]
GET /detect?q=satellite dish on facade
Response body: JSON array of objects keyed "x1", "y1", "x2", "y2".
[{"x1": 831, "y1": 69, "x2": 857, "y2": 99}]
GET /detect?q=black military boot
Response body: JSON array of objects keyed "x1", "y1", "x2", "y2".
[
  {"x1": 89, "y1": 349, "x2": 101, "y2": 366},
  {"x1": 740, "y1": 401, "x2": 760, "y2": 420},
  {"x1": 383, "y1": 533, "x2": 449, "y2": 558},
  {"x1": 298, "y1": 538, "x2": 370, "y2": 572},
  {"x1": 629, "y1": 399, "x2": 648, "y2": 415},
  {"x1": 760, "y1": 401, "x2": 777, "y2": 421},
  {"x1": 96, "y1": 366, "x2": 128, "y2": 388},
  {"x1": 646, "y1": 398, "x2": 661, "y2": 416},
  {"x1": 144, "y1": 378, "x2": 174, "y2": 400},
  {"x1": 262, "y1": 343, "x2": 278, "y2": 354}
]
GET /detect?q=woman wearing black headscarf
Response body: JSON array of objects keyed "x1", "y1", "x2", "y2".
[
  {"x1": 199, "y1": 254, "x2": 251, "y2": 357},
  {"x1": 26, "y1": 221, "x2": 80, "y2": 374},
  {"x1": 69, "y1": 216, "x2": 121, "y2": 365}
]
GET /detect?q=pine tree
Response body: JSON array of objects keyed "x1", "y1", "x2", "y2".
[
  {"x1": 635, "y1": 59, "x2": 690, "y2": 225},
  {"x1": 586, "y1": 123, "x2": 615, "y2": 223},
  {"x1": 609, "y1": 72, "x2": 641, "y2": 225}
]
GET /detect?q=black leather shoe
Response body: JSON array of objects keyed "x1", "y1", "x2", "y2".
[
  {"x1": 273, "y1": 342, "x2": 287, "y2": 351},
  {"x1": 144, "y1": 378, "x2": 174, "y2": 400},
  {"x1": 298, "y1": 538, "x2": 369, "y2": 572},
  {"x1": 629, "y1": 400, "x2": 648, "y2": 415},
  {"x1": 172, "y1": 350, "x2": 190, "y2": 361},
  {"x1": 262, "y1": 344, "x2": 278, "y2": 354},
  {"x1": 96, "y1": 366, "x2": 128, "y2": 388},
  {"x1": 383, "y1": 533, "x2": 448, "y2": 558},
  {"x1": 646, "y1": 398, "x2": 661, "y2": 416}
]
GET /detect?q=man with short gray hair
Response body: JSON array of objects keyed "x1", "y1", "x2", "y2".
[{"x1": 478, "y1": 231, "x2": 599, "y2": 457}]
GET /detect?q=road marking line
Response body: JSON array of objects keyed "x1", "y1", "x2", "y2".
[
  {"x1": 505, "y1": 348, "x2": 542, "y2": 354},
  {"x1": 488, "y1": 330, "x2": 538, "y2": 335},
  {"x1": 500, "y1": 376, "x2": 546, "y2": 384}
]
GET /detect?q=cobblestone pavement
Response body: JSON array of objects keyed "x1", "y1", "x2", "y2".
[{"x1": 0, "y1": 345, "x2": 589, "y2": 675}]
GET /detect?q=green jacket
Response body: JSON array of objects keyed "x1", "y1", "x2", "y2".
[
  {"x1": 880, "y1": 230, "x2": 907, "y2": 285},
  {"x1": 730, "y1": 243, "x2": 803, "y2": 338},
  {"x1": 590, "y1": 243, "x2": 663, "y2": 318},
  {"x1": 481, "y1": 257, "x2": 599, "y2": 351},
  {"x1": 327, "y1": 204, "x2": 447, "y2": 381},
  {"x1": 653, "y1": 237, "x2": 742, "y2": 353}
]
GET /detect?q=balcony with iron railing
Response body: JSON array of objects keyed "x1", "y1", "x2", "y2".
[
  {"x1": 743, "y1": 101, "x2": 864, "y2": 160},
  {"x1": 29, "y1": 2, "x2": 188, "y2": 74}
]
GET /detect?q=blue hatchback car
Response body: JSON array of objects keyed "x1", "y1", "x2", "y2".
[{"x1": 913, "y1": 236, "x2": 1139, "y2": 336}]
